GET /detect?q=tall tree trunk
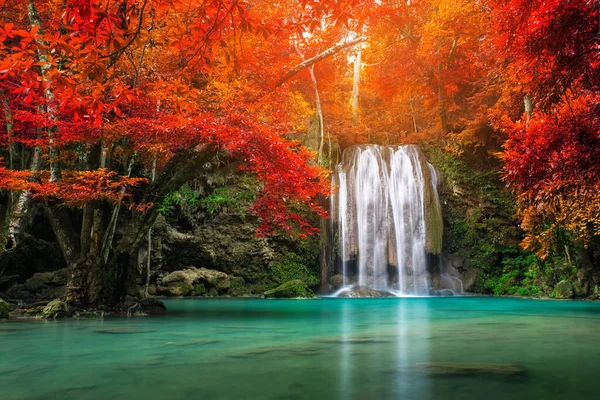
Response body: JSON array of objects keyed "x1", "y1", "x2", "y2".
[
  {"x1": 294, "y1": 44, "x2": 325, "y2": 164},
  {"x1": 437, "y1": 64, "x2": 448, "y2": 133},
  {"x1": 102, "y1": 153, "x2": 136, "y2": 264},
  {"x1": 310, "y1": 65, "x2": 326, "y2": 165},
  {"x1": 145, "y1": 157, "x2": 157, "y2": 298},
  {"x1": 109, "y1": 148, "x2": 216, "y2": 301},
  {"x1": 28, "y1": 0, "x2": 61, "y2": 182},
  {"x1": 352, "y1": 48, "x2": 362, "y2": 125},
  {"x1": 295, "y1": 44, "x2": 332, "y2": 292},
  {"x1": 409, "y1": 95, "x2": 418, "y2": 135}
]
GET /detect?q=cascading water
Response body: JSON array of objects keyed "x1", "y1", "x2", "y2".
[{"x1": 330, "y1": 145, "x2": 444, "y2": 297}]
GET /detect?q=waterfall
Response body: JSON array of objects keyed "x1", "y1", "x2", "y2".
[{"x1": 331, "y1": 145, "x2": 443, "y2": 296}]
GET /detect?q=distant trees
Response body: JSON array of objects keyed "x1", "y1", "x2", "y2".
[
  {"x1": 1, "y1": 0, "x2": 598, "y2": 305},
  {"x1": 491, "y1": 0, "x2": 600, "y2": 259},
  {"x1": 0, "y1": 0, "x2": 340, "y2": 306}
]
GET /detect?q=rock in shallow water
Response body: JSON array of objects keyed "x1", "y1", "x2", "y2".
[
  {"x1": 337, "y1": 286, "x2": 394, "y2": 298},
  {"x1": 405, "y1": 362, "x2": 528, "y2": 377},
  {"x1": 95, "y1": 327, "x2": 155, "y2": 334},
  {"x1": 42, "y1": 298, "x2": 69, "y2": 319}
]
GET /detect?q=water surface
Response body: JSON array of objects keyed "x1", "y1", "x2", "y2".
[{"x1": 1, "y1": 297, "x2": 599, "y2": 399}]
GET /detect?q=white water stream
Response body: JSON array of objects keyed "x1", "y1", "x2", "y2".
[{"x1": 331, "y1": 145, "x2": 443, "y2": 296}]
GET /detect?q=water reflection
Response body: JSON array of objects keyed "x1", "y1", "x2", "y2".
[
  {"x1": 2, "y1": 298, "x2": 600, "y2": 400},
  {"x1": 339, "y1": 300, "x2": 350, "y2": 400}
]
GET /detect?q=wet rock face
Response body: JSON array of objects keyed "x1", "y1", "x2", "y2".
[
  {"x1": 151, "y1": 214, "x2": 282, "y2": 295},
  {"x1": 264, "y1": 280, "x2": 315, "y2": 299},
  {"x1": 3, "y1": 268, "x2": 68, "y2": 303}
]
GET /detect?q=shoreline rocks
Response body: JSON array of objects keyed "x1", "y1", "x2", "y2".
[{"x1": 156, "y1": 267, "x2": 246, "y2": 297}]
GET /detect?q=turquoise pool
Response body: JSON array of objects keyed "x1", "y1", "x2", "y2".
[{"x1": 1, "y1": 297, "x2": 599, "y2": 399}]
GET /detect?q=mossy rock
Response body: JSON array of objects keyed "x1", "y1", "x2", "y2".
[
  {"x1": 554, "y1": 280, "x2": 574, "y2": 299},
  {"x1": 591, "y1": 285, "x2": 600, "y2": 300},
  {"x1": 264, "y1": 280, "x2": 315, "y2": 299},
  {"x1": 42, "y1": 298, "x2": 68, "y2": 319},
  {"x1": 573, "y1": 281, "x2": 587, "y2": 297},
  {"x1": 161, "y1": 282, "x2": 194, "y2": 296},
  {"x1": 228, "y1": 277, "x2": 248, "y2": 297},
  {"x1": 193, "y1": 283, "x2": 207, "y2": 296},
  {"x1": 0, "y1": 298, "x2": 9, "y2": 319}
]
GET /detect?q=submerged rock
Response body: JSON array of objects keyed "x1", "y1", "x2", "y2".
[
  {"x1": 264, "y1": 280, "x2": 315, "y2": 298},
  {"x1": 95, "y1": 327, "x2": 155, "y2": 334},
  {"x1": 0, "y1": 298, "x2": 9, "y2": 319},
  {"x1": 337, "y1": 286, "x2": 394, "y2": 298},
  {"x1": 405, "y1": 362, "x2": 527, "y2": 377},
  {"x1": 139, "y1": 298, "x2": 168, "y2": 315},
  {"x1": 321, "y1": 336, "x2": 394, "y2": 344},
  {"x1": 554, "y1": 280, "x2": 574, "y2": 299}
]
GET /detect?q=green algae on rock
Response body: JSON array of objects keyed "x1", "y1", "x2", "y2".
[
  {"x1": 554, "y1": 280, "x2": 574, "y2": 299},
  {"x1": 42, "y1": 298, "x2": 68, "y2": 319},
  {"x1": 264, "y1": 280, "x2": 315, "y2": 298},
  {"x1": 0, "y1": 298, "x2": 9, "y2": 319}
]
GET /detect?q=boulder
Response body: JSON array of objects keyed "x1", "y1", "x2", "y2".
[
  {"x1": 264, "y1": 280, "x2": 315, "y2": 299},
  {"x1": 0, "y1": 275, "x2": 20, "y2": 292},
  {"x1": 0, "y1": 298, "x2": 9, "y2": 319},
  {"x1": 160, "y1": 282, "x2": 194, "y2": 296},
  {"x1": 42, "y1": 298, "x2": 69, "y2": 319},
  {"x1": 24, "y1": 276, "x2": 46, "y2": 292},
  {"x1": 160, "y1": 269, "x2": 202, "y2": 286},
  {"x1": 337, "y1": 286, "x2": 394, "y2": 298},
  {"x1": 156, "y1": 267, "x2": 237, "y2": 297},
  {"x1": 554, "y1": 280, "x2": 574, "y2": 299},
  {"x1": 4, "y1": 268, "x2": 68, "y2": 302},
  {"x1": 121, "y1": 298, "x2": 167, "y2": 316}
]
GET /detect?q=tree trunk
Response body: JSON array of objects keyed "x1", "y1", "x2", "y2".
[
  {"x1": 352, "y1": 48, "x2": 362, "y2": 125},
  {"x1": 28, "y1": 0, "x2": 61, "y2": 182},
  {"x1": 276, "y1": 37, "x2": 367, "y2": 88},
  {"x1": 0, "y1": 91, "x2": 41, "y2": 253},
  {"x1": 109, "y1": 148, "x2": 217, "y2": 301}
]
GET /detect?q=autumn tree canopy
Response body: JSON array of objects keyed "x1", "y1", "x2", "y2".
[{"x1": 1, "y1": 0, "x2": 599, "y2": 305}]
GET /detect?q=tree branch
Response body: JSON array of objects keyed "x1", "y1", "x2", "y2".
[{"x1": 275, "y1": 37, "x2": 367, "y2": 87}]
